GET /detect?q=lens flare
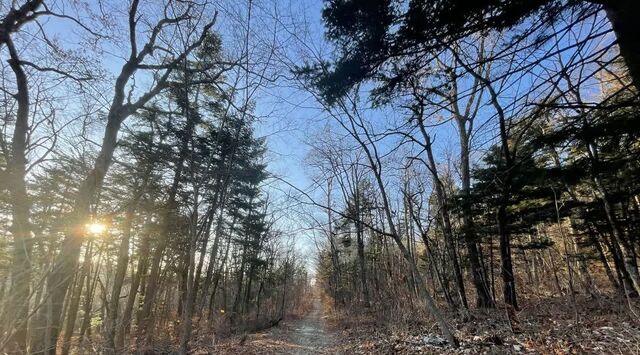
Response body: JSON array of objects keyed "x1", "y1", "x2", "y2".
[{"x1": 86, "y1": 222, "x2": 107, "y2": 235}]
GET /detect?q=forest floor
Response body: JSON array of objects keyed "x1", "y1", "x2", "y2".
[
  {"x1": 325, "y1": 294, "x2": 640, "y2": 354},
  {"x1": 208, "y1": 292, "x2": 640, "y2": 354}
]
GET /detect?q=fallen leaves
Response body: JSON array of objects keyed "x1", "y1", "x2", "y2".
[
  {"x1": 198, "y1": 294, "x2": 640, "y2": 354},
  {"x1": 326, "y1": 294, "x2": 640, "y2": 354}
]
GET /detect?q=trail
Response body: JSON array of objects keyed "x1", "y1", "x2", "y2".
[
  {"x1": 227, "y1": 295, "x2": 336, "y2": 354},
  {"x1": 271, "y1": 296, "x2": 334, "y2": 354}
]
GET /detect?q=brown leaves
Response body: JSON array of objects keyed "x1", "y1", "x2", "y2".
[{"x1": 200, "y1": 295, "x2": 640, "y2": 354}]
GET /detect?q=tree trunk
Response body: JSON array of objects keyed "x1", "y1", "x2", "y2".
[
  {"x1": 422, "y1": 131, "x2": 468, "y2": 309},
  {"x1": 139, "y1": 113, "x2": 194, "y2": 344},
  {"x1": 498, "y1": 203, "x2": 518, "y2": 309},
  {"x1": 364, "y1": 126, "x2": 459, "y2": 346},
  {"x1": 116, "y1": 229, "x2": 151, "y2": 349},
  {"x1": 459, "y1": 135, "x2": 493, "y2": 308},
  {"x1": 208, "y1": 217, "x2": 236, "y2": 320},
  {"x1": 79, "y1": 261, "x2": 101, "y2": 345},
  {"x1": 198, "y1": 205, "x2": 227, "y2": 314},
  {"x1": 355, "y1": 191, "x2": 371, "y2": 307},
  {"x1": 232, "y1": 246, "x2": 247, "y2": 320},
  {"x1": 3, "y1": 37, "x2": 32, "y2": 354},
  {"x1": 584, "y1": 132, "x2": 640, "y2": 294},
  {"x1": 399, "y1": 238, "x2": 460, "y2": 347},
  {"x1": 589, "y1": 226, "x2": 619, "y2": 289},
  {"x1": 60, "y1": 243, "x2": 92, "y2": 355},
  {"x1": 599, "y1": 188, "x2": 640, "y2": 294},
  {"x1": 30, "y1": 97, "x2": 130, "y2": 355},
  {"x1": 191, "y1": 209, "x2": 215, "y2": 315},
  {"x1": 179, "y1": 188, "x2": 200, "y2": 355},
  {"x1": 104, "y1": 202, "x2": 137, "y2": 355},
  {"x1": 604, "y1": 0, "x2": 640, "y2": 91}
]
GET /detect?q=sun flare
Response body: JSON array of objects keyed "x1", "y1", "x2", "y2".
[{"x1": 86, "y1": 222, "x2": 107, "y2": 235}]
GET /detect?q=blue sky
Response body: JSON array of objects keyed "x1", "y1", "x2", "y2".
[{"x1": 23, "y1": 0, "x2": 616, "y2": 271}]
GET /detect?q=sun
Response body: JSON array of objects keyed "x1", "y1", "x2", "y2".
[{"x1": 86, "y1": 222, "x2": 107, "y2": 235}]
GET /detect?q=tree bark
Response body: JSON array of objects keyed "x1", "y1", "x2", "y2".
[
  {"x1": 179, "y1": 191, "x2": 200, "y2": 355},
  {"x1": 354, "y1": 188, "x2": 371, "y2": 307},
  {"x1": 104, "y1": 201, "x2": 138, "y2": 354},
  {"x1": 498, "y1": 201, "x2": 518, "y2": 309},
  {"x1": 604, "y1": 0, "x2": 640, "y2": 92},
  {"x1": 3, "y1": 36, "x2": 32, "y2": 354},
  {"x1": 458, "y1": 128, "x2": 493, "y2": 308},
  {"x1": 116, "y1": 227, "x2": 150, "y2": 348},
  {"x1": 208, "y1": 217, "x2": 236, "y2": 320},
  {"x1": 419, "y1": 125, "x2": 468, "y2": 309},
  {"x1": 60, "y1": 243, "x2": 92, "y2": 355}
]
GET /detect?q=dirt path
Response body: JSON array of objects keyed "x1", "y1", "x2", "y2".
[
  {"x1": 257, "y1": 296, "x2": 335, "y2": 354},
  {"x1": 273, "y1": 297, "x2": 335, "y2": 354},
  {"x1": 218, "y1": 296, "x2": 336, "y2": 354}
]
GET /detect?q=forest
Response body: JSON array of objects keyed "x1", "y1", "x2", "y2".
[{"x1": 0, "y1": 0, "x2": 639, "y2": 354}]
